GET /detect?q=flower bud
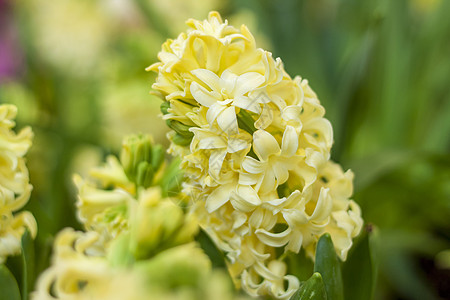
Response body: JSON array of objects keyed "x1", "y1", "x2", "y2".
[
  {"x1": 120, "y1": 134, "x2": 164, "y2": 188},
  {"x1": 129, "y1": 187, "x2": 198, "y2": 260}
]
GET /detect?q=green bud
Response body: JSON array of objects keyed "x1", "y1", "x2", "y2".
[
  {"x1": 120, "y1": 134, "x2": 165, "y2": 188},
  {"x1": 171, "y1": 132, "x2": 193, "y2": 146},
  {"x1": 151, "y1": 144, "x2": 164, "y2": 171},
  {"x1": 160, "y1": 101, "x2": 170, "y2": 115},
  {"x1": 158, "y1": 158, "x2": 183, "y2": 197},
  {"x1": 136, "y1": 243, "x2": 210, "y2": 289},
  {"x1": 121, "y1": 134, "x2": 150, "y2": 181},
  {"x1": 136, "y1": 161, "x2": 155, "y2": 189},
  {"x1": 165, "y1": 119, "x2": 194, "y2": 138},
  {"x1": 130, "y1": 188, "x2": 198, "y2": 260}
]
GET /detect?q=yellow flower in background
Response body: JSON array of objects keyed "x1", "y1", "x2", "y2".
[
  {"x1": 27, "y1": 0, "x2": 111, "y2": 77},
  {"x1": 0, "y1": 104, "x2": 36, "y2": 262},
  {"x1": 33, "y1": 228, "x2": 249, "y2": 300},
  {"x1": 74, "y1": 133, "x2": 184, "y2": 248},
  {"x1": 73, "y1": 156, "x2": 134, "y2": 249},
  {"x1": 150, "y1": 12, "x2": 363, "y2": 299},
  {"x1": 128, "y1": 187, "x2": 199, "y2": 259},
  {"x1": 150, "y1": 0, "x2": 225, "y2": 36},
  {"x1": 32, "y1": 228, "x2": 141, "y2": 300},
  {"x1": 99, "y1": 82, "x2": 170, "y2": 150},
  {"x1": 34, "y1": 133, "x2": 249, "y2": 299}
]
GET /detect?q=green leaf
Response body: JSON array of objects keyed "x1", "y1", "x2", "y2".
[
  {"x1": 5, "y1": 230, "x2": 35, "y2": 300},
  {"x1": 20, "y1": 230, "x2": 35, "y2": 300},
  {"x1": 347, "y1": 150, "x2": 415, "y2": 192},
  {"x1": 343, "y1": 225, "x2": 379, "y2": 300},
  {"x1": 384, "y1": 249, "x2": 438, "y2": 300},
  {"x1": 0, "y1": 264, "x2": 21, "y2": 300},
  {"x1": 195, "y1": 229, "x2": 227, "y2": 269},
  {"x1": 290, "y1": 272, "x2": 327, "y2": 300},
  {"x1": 314, "y1": 234, "x2": 344, "y2": 300},
  {"x1": 285, "y1": 251, "x2": 314, "y2": 282}
]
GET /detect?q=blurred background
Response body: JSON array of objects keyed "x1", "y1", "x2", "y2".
[{"x1": 0, "y1": 0, "x2": 449, "y2": 299}]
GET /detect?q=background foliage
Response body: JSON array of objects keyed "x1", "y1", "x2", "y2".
[{"x1": 0, "y1": 0, "x2": 449, "y2": 299}]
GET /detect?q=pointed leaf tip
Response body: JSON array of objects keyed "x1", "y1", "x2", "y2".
[
  {"x1": 314, "y1": 233, "x2": 344, "y2": 300},
  {"x1": 290, "y1": 272, "x2": 327, "y2": 300}
]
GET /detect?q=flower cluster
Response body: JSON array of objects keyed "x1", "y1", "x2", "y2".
[
  {"x1": 33, "y1": 227, "x2": 247, "y2": 300},
  {"x1": 0, "y1": 104, "x2": 36, "y2": 262},
  {"x1": 73, "y1": 134, "x2": 182, "y2": 249},
  {"x1": 33, "y1": 134, "x2": 248, "y2": 300},
  {"x1": 149, "y1": 12, "x2": 363, "y2": 299}
]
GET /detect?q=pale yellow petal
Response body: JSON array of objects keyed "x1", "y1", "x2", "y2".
[
  {"x1": 230, "y1": 185, "x2": 261, "y2": 212},
  {"x1": 190, "y1": 81, "x2": 220, "y2": 107},
  {"x1": 242, "y1": 156, "x2": 265, "y2": 174},
  {"x1": 252, "y1": 130, "x2": 280, "y2": 161},
  {"x1": 205, "y1": 183, "x2": 234, "y2": 212},
  {"x1": 206, "y1": 103, "x2": 227, "y2": 125},
  {"x1": 255, "y1": 228, "x2": 291, "y2": 248},
  {"x1": 234, "y1": 72, "x2": 265, "y2": 96},
  {"x1": 281, "y1": 125, "x2": 298, "y2": 157},
  {"x1": 233, "y1": 95, "x2": 261, "y2": 114},
  {"x1": 217, "y1": 106, "x2": 238, "y2": 135},
  {"x1": 191, "y1": 68, "x2": 221, "y2": 92},
  {"x1": 309, "y1": 187, "x2": 332, "y2": 223},
  {"x1": 209, "y1": 149, "x2": 227, "y2": 179}
]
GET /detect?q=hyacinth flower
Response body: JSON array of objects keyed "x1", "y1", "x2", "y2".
[
  {"x1": 149, "y1": 12, "x2": 364, "y2": 299},
  {"x1": 33, "y1": 227, "x2": 249, "y2": 300},
  {"x1": 0, "y1": 104, "x2": 36, "y2": 263},
  {"x1": 33, "y1": 134, "x2": 251, "y2": 300},
  {"x1": 72, "y1": 134, "x2": 183, "y2": 249}
]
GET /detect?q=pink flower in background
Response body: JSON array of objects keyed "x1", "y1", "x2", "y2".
[{"x1": 0, "y1": 0, "x2": 23, "y2": 82}]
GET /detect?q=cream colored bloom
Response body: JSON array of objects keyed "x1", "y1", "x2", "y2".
[
  {"x1": 190, "y1": 69, "x2": 266, "y2": 135},
  {"x1": 32, "y1": 228, "x2": 140, "y2": 300},
  {"x1": 35, "y1": 157, "x2": 247, "y2": 300},
  {"x1": 128, "y1": 187, "x2": 198, "y2": 259},
  {"x1": 74, "y1": 156, "x2": 133, "y2": 247},
  {"x1": 0, "y1": 104, "x2": 36, "y2": 262},
  {"x1": 74, "y1": 134, "x2": 185, "y2": 247},
  {"x1": 33, "y1": 228, "x2": 249, "y2": 300},
  {"x1": 35, "y1": 133, "x2": 229, "y2": 299},
  {"x1": 189, "y1": 126, "x2": 251, "y2": 182},
  {"x1": 150, "y1": 11, "x2": 363, "y2": 299},
  {"x1": 241, "y1": 126, "x2": 300, "y2": 195}
]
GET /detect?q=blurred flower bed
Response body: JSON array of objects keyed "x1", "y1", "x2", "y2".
[{"x1": 0, "y1": 0, "x2": 449, "y2": 299}]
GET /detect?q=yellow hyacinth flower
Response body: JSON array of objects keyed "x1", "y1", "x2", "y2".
[
  {"x1": 32, "y1": 228, "x2": 145, "y2": 300},
  {"x1": 73, "y1": 134, "x2": 186, "y2": 249},
  {"x1": 33, "y1": 228, "x2": 250, "y2": 300},
  {"x1": 73, "y1": 156, "x2": 133, "y2": 248},
  {"x1": 35, "y1": 133, "x2": 235, "y2": 299},
  {"x1": 0, "y1": 104, "x2": 36, "y2": 262},
  {"x1": 34, "y1": 138, "x2": 247, "y2": 299},
  {"x1": 150, "y1": 12, "x2": 363, "y2": 299}
]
